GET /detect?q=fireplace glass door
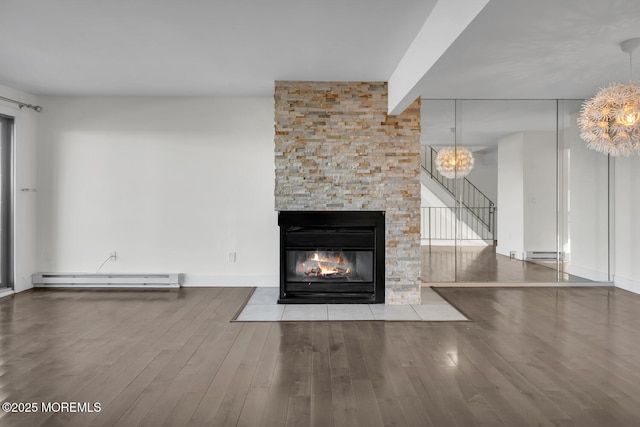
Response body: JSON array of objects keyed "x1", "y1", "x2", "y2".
[{"x1": 286, "y1": 250, "x2": 373, "y2": 283}]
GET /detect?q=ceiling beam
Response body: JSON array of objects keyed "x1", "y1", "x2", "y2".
[{"x1": 387, "y1": 0, "x2": 491, "y2": 115}]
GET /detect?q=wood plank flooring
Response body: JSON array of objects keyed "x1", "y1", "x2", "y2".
[
  {"x1": 1, "y1": 286, "x2": 639, "y2": 426},
  {"x1": 422, "y1": 246, "x2": 591, "y2": 283}
]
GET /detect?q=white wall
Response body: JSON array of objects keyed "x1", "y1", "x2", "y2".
[
  {"x1": 37, "y1": 97, "x2": 278, "y2": 286},
  {"x1": 497, "y1": 131, "x2": 557, "y2": 259},
  {"x1": 496, "y1": 133, "x2": 524, "y2": 258},
  {"x1": 564, "y1": 113, "x2": 609, "y2": 282},
  {"x1": 465, "y1": 149, "x2": 497, "y2": 204},
  {"x1": 0, "y1": 85, "x2": 39, "y2": 293},
  {"x1": 614, "y1": 155, "x2": 640, "y2": 293},
  {"x1": 522, "y1": 132, "x2": 556, "y2": 253}
]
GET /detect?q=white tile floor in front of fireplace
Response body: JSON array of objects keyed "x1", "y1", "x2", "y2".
[{"x1": 235, "y1": 287, "x2": 469, "y2": 321}]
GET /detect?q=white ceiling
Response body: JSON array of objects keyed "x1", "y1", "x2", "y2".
[
  {"x1": 1, "y1": 0, "x2": 639, "y2": 100},
  {"x1": 418, "y1": 0, "x2": 640, "y2": 99},
  {"x1": 0, "y1": 0, "x2": 436, "y2": 96}
]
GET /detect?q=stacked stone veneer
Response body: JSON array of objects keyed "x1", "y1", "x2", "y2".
[{"x1": 274, "y1": 81, "x2": 421, "y2": 305}]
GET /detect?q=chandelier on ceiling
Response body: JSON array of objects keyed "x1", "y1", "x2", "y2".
[
  {"x1": 578, "y1": 38, "x2": 640, "y2": 156},
  {"x1": 435, "y1": 146, "x2": 474, "y2": 179}
]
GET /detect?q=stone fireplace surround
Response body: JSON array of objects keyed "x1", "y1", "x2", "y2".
[{"x1": 274, "y1": 81, "x2": 421, "y2": 305}]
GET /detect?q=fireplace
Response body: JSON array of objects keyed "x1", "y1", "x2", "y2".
[{"x1": 278, "y1": 211, "x2": 385, "y2": 304}]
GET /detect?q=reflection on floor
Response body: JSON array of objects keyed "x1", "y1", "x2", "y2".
[
  {"x1": 234, "y1": 287, "x2": 469, "y2": 322},
  {"x1": 421, "y1": 245, "x2": 590, "y2": 283}
]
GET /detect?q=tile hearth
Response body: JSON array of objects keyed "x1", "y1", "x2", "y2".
[{"x1": 234, "y1": 287, "x2": 469, "y2": 322}]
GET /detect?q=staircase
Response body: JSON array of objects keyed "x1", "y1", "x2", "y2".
[{"x1": 421, "y1": 146, "x2": 496, "y2": 243}]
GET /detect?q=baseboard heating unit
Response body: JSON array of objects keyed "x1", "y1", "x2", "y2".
[
  {"x1": 32, "y1": 273, "x2": 184, "y2": 288},
  {"x1": 525, "y1": 251, "x2": 565, "y2": 260}
]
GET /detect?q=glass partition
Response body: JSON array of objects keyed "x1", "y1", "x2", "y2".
[
  {"x1": 420, "y1": 100, "x2": 456, "y2": 282},
  {"x1": 420, "y1": 99, "x2": 611, "y2": 284},
  {"x1": 558, "y1": 100, "x2": 611, "y2": 282}
]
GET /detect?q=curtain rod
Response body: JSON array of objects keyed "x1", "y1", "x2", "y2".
[{"x1": 0, "y1": 95, "x2": 43, "y2": 112}]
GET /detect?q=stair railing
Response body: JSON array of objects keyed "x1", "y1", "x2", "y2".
[
  {"x1": 421, "y1": 146, "x2": 495, "y2": 233},
  {"x1": 421, "y1": 206, "x2": 496, "y2": 243}
]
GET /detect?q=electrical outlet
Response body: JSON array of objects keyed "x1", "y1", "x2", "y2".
[
  {"x1": 510, "y1": 251, "x2": 517, "y2": 260},
  {"x1": 229, "y1": 251, "x2": 237, "y2": 262},
  {"x1": 111, "y1": 251, "x2": 117, "y2": 261}
]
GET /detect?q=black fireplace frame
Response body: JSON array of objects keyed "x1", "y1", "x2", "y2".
[{"x1": 278, "y1": 211, "x2": 385, "y2": 304}]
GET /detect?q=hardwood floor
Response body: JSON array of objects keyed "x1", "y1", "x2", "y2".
[
  {"x1": 1, "y1": 286, "x2": 640, "y2": 426},
  {"x1": 422, "y1": 245, "x2": 591, "y2": 283}
]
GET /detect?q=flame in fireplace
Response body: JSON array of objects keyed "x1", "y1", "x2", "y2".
[{"x1": 303, "y1": 252, "x2": 352, "y2": 277}]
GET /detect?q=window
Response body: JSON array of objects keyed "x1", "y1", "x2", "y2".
[{"x1": 0, "y1": 115, "x2": 13, "y2": 288}]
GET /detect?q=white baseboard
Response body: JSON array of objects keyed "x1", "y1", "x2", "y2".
[
  {"x1": 182, "y1": 275, "x2": 278, "y2": 287},
  {"x1": 567, "y1": 265, "x2": 610, "y2": 282},
  {"x1": 0, "y1": 288, "x2": 15, "y2": 299},
  {"x1": 614, "y1": 275, "x2": 640, "y2": 294}
]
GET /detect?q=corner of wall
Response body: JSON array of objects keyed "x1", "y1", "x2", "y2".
[{"x1": 614, "y1": 275, "x2": 640, "y2": 295}]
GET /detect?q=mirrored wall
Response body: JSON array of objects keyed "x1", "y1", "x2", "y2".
[{"x1": 420, "y1": 100, "x2": 612, "y2": 284}]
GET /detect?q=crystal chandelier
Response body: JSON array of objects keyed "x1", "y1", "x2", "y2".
[
  {"x1": 578, "y1": 38, "x2": 640, "y2": 156},
  {"x1": 435, "y1": 146, "x2": 474, "y2": 178}
]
